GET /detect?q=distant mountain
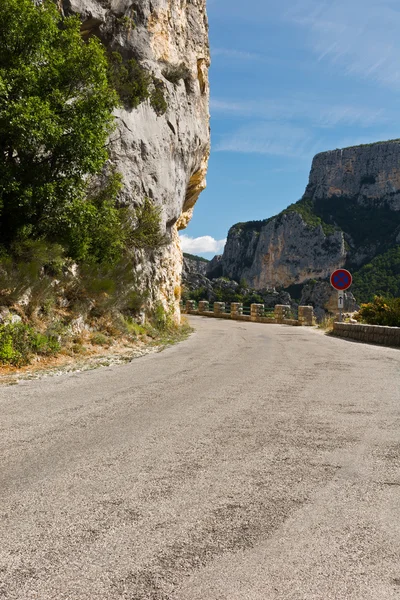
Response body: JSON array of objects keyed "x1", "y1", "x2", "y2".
[
  {"x1": 215, "y1": 140, "x2": 400, "y2": 304},
  {"x1": 183, "y1": 253, "x2": 210, "y2": 263},
  {"x1": 182, "y1": 253, "x2": 209, "y2": 277}
]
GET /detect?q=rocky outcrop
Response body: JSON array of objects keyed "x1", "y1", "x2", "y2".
[
  {"x1": 305, "y1": 141, "x2": 400, "y2": 267},
  {"x1": 182, "y1": 268, "x2": 292, "y2": 307},
  {"x1": 182, "y1": 254, "x2": 208, "y2": 277},
  {"x1": 305, "y1": 142, "x2": 400, "y2": 211},
  {"x1": 218, "y1": 141, "x2": 400, "y2": 299},
  {"x1": 206, "y1": 254, "x2": 223, "y2": 278},
  {"x1": 62, "y1": 0, "x2": 210, "y2": 319},
  {"x1": 300, "y1": 281, "x2": 359, "y2": 322},
  {"x1": 221, "y1": 212, "x2": 345, "y2": 289}
]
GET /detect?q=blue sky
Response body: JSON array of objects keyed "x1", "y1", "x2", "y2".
[{"x1": 180, "y1": 0, "x2": 400, "y2": 258}]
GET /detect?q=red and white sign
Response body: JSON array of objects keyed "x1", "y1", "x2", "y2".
[{"x1": 330, "y1": 269, "x2": 352, "y2": 291}]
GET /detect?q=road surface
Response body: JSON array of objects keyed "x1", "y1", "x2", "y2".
[{"x1": 0, "y1": 316, "x2": 399, "y2": 599}]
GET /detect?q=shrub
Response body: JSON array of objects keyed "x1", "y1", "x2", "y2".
[
  {"x1": 72, "y1": 343, "x2": 87, "y2": 355},
  {"x1": 129, "y1": 198, "x2": 169, "y2": 250},
  {"x1": 109, "y1": 52, "x2": 167, "y2": 115},
  {"x1": 90, "y1": 332, "x2": 110, "y2": 346},
  {"x1": 150, "y1": 79, "x2": 168, "y2": 115},
  {"x1": 119, "y1": 316, "x2": 147, "y2": 338},
  {"x1": 162, "y1": 63, "x2": 192, "y2": 86},
  {"x1": 0, "y1": 322, "x2": 60, "y2": 366},
  {"x1": 108, "y1": 51, "x2": 152, "y2": 109},
  {"x1": 355, "y1": 296, "x2": 400, "y2": 327},
  {"x1": 0, "y1": 240, "x2": 64, "y2": 316},
  {"x1": 151, "y1": 302, "x2": 176, "y2": 333},
  {"x1": 64, "y1": 260, "x2": 145, "y2": 319},
  {"x1": 116, "y1": 16, "x2": 135, "y2": 30},
  {"x1": 46, "y1": 171, "x2": 128, "y2": 265}
]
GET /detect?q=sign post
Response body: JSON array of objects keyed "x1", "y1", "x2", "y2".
[{"x1": 330, "y1": 269, "x2": 352, "y2": 322}]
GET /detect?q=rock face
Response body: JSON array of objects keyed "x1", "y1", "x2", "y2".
[
  {"x1": 305, "y1": 141, "x2": 400, "y2": 267},
  {"x1": 62, "y1": 0, "x2": 210, "y2": 319},
  {"x1": 181, "y1": 268, "x2": 292, "y2": 307},
  {"x1": 300, "y1": 282, "x2": 359, "y2": 322},
  {"x1": 305, "y1": 142, "x2": 400, "y2": 212},
  {"x1": 222, "y1": 212, "x2": 345, "y2": 289},
  {"x1": 182, "y1": 254, "x2": 208, "y2": 277},
  {"x1": 218, "y1": 141, "x2": 400, "y2": 293}
]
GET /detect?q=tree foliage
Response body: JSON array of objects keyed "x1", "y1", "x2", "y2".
[
  {"x1": 352, "y1": 246, "x2": 400, "y2": 303},
  {"x1": 0, "y1": 0, "x2": 119, "y2": 250},
  {"x1": 283, "y1": 198, "x2": 336, "y2": 236},
  {"x1": 355, "y1": 296, "x2": 400, "y2": 327}
]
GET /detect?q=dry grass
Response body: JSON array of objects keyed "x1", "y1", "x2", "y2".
[{"x1": 0, "y1": 319, "x2": 193, "y2": 385}]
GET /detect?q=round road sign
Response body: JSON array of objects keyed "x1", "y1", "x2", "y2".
[{"x1": 330, "y1": 269, "x2": 352, "y2": 291}]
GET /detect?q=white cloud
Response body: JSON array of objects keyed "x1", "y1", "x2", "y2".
[
  {"x1": 286, "y1": 0, "x2": 400, "y2": 89},
  {"x1": 180, "y1": 235, "x2": 226, "y2": 254}
]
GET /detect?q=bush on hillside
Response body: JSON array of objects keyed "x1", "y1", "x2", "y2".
[
  {"x1": 283, "y1": 198, "x2": 336, "y2": 236},
  {"x1": 0, "y1": 322, "x2": 60, "y2": 367},
  {"x1": 109, "y1": 51, "x2": 167, "y2": 115},
  {"x1": 0, "y1": 0, "x2": 118, "y2": 251},
  {"x1": 162, "y1": 63, "x2": 192, "y2": 87},
  {"x1": 355, "y1": 296, "x2": 400, "y2": 327},
  {"x1": 352, "y1": 246, "x2": 400, "y2": 303}
]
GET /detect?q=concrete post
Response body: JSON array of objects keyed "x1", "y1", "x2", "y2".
[
  {"x1": 298, "y1": 305, "x2": 314, "y2": 326},
  {"x1": 230, "y1": 302, "x2": 243, "y2": 318},
  {"x1": 185, "y1": 300, "x2": 196, "y2": 313},
  {"x1": 251, "y1": 304, "x2": 264, "y2": 321},
  {"x1": 213, "y1": 302, "x2": 226, "y2": 315},
  {"x1": 274, "y1": 304, "x2": 291, "y2": 323},
  {"x1": 198, "y1": 300, "x2": 209, "y2": 313}
]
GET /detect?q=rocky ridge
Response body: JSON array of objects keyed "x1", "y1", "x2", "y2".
[
  {"x1": 214, "y1": 140, "x2": 400, "y2": 308},
  {"x1": 182, "y1": 253, "x2": 209, "y2": 276},
  {"x1": 62, "y1": 0, "x2": 210, "y2": 319}
]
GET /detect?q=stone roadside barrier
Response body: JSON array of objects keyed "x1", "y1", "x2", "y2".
[
  {"x1": 185, "y1": 301, "x2": 314, "y2": 327},
  {"x1": 332, "y1": 322, "x2": 400, "y2": 347}
]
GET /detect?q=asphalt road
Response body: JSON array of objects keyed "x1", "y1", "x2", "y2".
[{"x1": 1, "y1": 316, "x2": 399, "y2": 600}]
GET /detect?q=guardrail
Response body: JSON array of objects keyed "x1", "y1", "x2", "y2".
[
  {"x1": 332, "y1": 322, "x2": 400, "y2": 347},
  {"x1": 183, "y1": 301, "x2": 314, "y2": 326}
]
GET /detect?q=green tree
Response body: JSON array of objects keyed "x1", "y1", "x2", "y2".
[{"x1": 0, "y1": 0, "x2": 119, "y2": 250}]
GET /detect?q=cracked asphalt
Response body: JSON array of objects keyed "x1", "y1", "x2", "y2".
[{"x1": 0, "y1": 316, "x2": 399, "y2": 599}]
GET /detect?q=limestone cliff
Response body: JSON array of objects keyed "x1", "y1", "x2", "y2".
[
  {"x1": 219, "y1": 141, "x2": 400, "y2": 296},
  {"x1": 222, "y1": 212, "x2": 345, "y2": 289},
  {"x1": 62, "y1": 0, "x2": 210, "y2": 318},
  {"x1": 182, "y1": 253, "x2": 209, "y2": 276},
  {"x1": 305, "y1": 141, "x2": 400, "y2": 267}
]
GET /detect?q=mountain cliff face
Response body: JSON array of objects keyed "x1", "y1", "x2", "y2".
[
  {"x1": 182, "y1": 253, "x2": 209, "y2": 276},
  {"x1": 222, "y1": 212, "x2": 345, "y2": 289},
  {"x1": 62, "y1": 0, "x2": 210, "y2": 318},
  {"x1": 219, "y1": 141, "x2": 400, "y2": 297}
]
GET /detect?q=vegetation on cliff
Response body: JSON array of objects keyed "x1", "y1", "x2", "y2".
[
  {"x1": 183, "y1": 253, "x2": 210, "y2": 263},
  {"x1": 0, "y1": 0, "x2": 186, "y2": 368},
  {"x1": 221, "y1": 175, "x2": 400, "y2": 305},
  {"x1": 352, "y1": 246, "x2": 400, "y2": 303},
  {"x1": 314, "y1": 196, "x2": 400, "y2": 247},
  {"x1": 282, "y1": 198, "x2": 336, "y2": 236},
  {"x1": 108, "y1": 51, "x2": 167, "y2": 115}
]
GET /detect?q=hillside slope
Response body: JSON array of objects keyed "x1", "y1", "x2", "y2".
[{"x1": 218, "y1": 141, "x2": 400, "y2": 302}]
